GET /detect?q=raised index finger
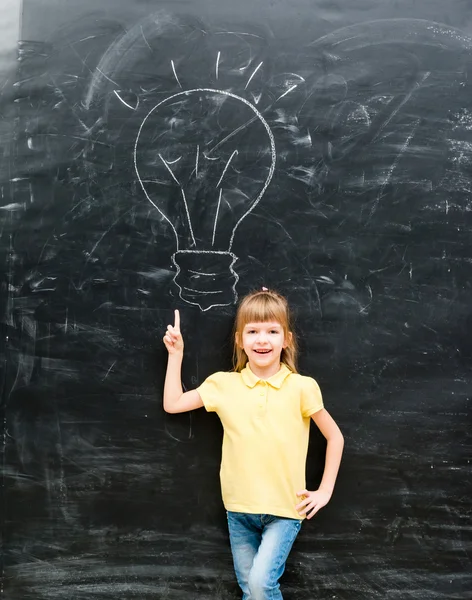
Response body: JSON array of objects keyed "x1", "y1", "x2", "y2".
[{"x1": 174, "y1": 309, "x2": 180, "y2": 331}]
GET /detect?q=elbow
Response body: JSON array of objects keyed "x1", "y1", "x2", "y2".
[
  {"x1": 163, "y1": 396, "x2": 183, "y2": 414},
  {"x1": 163, "y1": 399, "x2": 174, "y2": 414}
]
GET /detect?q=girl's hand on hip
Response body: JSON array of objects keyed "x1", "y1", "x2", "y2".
[
  {"x1": 296, "y1": 488, "x2": 332, "y2": 519},
  {"x1": 163, "y1": 310, "x2": 184, "y2": 355}
]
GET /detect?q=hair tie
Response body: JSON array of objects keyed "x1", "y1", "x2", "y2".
[{"x1": 262, "y1": 287, "x2": 268, "y2": 291}]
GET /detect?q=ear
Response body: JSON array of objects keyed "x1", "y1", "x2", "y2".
[{"x1": 283, "y1": 331, "x2": 292, "y2": 349}]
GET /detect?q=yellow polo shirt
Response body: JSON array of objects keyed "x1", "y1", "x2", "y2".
[{"x1": 197, "y1": 363, "x2": 323, "y2": 520}]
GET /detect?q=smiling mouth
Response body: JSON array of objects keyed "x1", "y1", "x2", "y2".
[{"x1": 254, "y1": 349, "x2": 271, "y2": 354}]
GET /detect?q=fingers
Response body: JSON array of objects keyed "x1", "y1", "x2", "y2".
[
  {"x1": 296, "y1": 497, "x2": 311, "y2": 512},
  {"x1": 296, "y1": 491, "x2": 328, "y2": 519},
  {"x1": 305, "y1": 504, "x2": 322, "y2": 520},
  {"x1": 162, "y1": 310, "x2": 183, "y2": 350},
  {"x1": 164, "y1": 323, "x2": 180, "y2": 344},
  {"x1": 163, "y1": 311, "x2": 183, "y2": 352},
  {"x1": 298, "y1": 499, "x2": 319, "y2": 518},
  {"x1": 295, "y1": 492, "x2": 310, "y2": 510},
  {"x1": 163, "y1": 332, "x2": 174, "y2": 347}
]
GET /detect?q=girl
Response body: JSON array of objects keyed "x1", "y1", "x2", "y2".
[{"x1": 163, "y1": 289, "x2": 344, "y2": 600}]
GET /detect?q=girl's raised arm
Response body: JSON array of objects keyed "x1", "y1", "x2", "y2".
[{"x1": 163, "y1": 309, "x2": 203, "y2": 413}]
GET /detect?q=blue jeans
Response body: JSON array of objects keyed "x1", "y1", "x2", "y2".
[{"x1": 227, "y1": 512, "x2": 302, "y2": 600}]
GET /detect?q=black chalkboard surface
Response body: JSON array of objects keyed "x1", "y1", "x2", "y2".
[{"x1": 2, "y1": 0, "x2": 471, "y2": 598}]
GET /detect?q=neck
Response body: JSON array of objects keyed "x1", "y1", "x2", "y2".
[{"x1": 247, "y1": 361, "x2": 282, "y2": 380}]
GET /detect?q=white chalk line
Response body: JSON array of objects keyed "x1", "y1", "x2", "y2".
[
  {"x1": 158, "y1": 154, "x2": 180, "y2": 185},
  {"x1": 216, "y1": 51, "x2": 221, "y2": 79},
  {"x1": 113, "y1": 90, "x2": 137, "y2": 110},
  {"x1": 212, "y1": 188, "x2": 223, "y2": 247},
  {"x1": 171, "y1": 251, "x2": 239, "y2": 311},
  {"x1": 166, "y1": 156, "x2": 182, "y2": 165},
  {"x1": 188, "y1": 269, "x2": 218, "y2": 276},
  {"x1": 276, "y1": 84, "x2": 298, "y2": 102},
  {"x1": 179, "y1": 188, "x2": 196, "y2": 247},
  {"x1": 183, "y1": 287, "x2": 224, "y2": 295},
  {"x1": 171, "y1": 60, "x2": 182, "y2": 88},
  {"x1": 95, "y1": 67, "x2": 119, "y2": 87},
  {"x1": 216, "y1": 150, "x2": 238, "y2": 188},
  {"x1": 245, "y1": 61, "x2": 263, "y2": 89}
]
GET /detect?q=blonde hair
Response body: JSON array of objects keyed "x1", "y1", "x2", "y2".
[{"x1": 233, "y1": 289, "x2": 298, "y2": 373}]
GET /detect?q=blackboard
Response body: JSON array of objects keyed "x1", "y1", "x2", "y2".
[{"x1": 2, "y1": 0, "x2": 471, "y2": 598}]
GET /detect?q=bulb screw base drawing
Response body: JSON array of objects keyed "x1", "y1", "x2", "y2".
[{"x1": 172, "y1": 250, "x2": 239, "y2": 311}]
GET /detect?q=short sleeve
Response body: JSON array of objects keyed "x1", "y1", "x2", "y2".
[
  {"x1": 301, "y1": 376, "x2": 324, "y2": 417},
  {"x1": 196, "y1": 372, "x2": 224, "y2": 413}
]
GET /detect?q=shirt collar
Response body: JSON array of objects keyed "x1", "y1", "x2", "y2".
[{"x1": 240, "y1": 363, "x2": 292, "y2": 389}]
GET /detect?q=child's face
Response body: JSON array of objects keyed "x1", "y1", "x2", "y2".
[{"x1": 239, "y1": 321, "x2": 289, "y2": 376}]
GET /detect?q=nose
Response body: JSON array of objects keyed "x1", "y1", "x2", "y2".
[{"x1": 257, "y1": 331, "x2": 269, "y2": 344}]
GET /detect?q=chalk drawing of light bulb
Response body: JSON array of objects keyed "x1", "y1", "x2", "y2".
[{"x1": 134, "y1": 88, "x2": 276, "y2": 311}]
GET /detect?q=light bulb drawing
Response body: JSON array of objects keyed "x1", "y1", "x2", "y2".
[{"x1": 134, "y1": 88, "x2": 276, "y2": 311}]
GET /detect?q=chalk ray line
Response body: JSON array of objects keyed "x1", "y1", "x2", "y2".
[{"x1": 171, "y1": 60, "x2": 182, "y2": 87}]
